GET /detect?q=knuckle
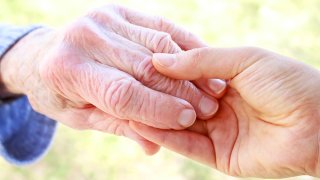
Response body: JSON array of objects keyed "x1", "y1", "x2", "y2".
[
  {"x1": 103, "y1": 78, "x2": 136, "y2": 118},
  {"x1": 165, "y1": 80, "x2": 199, "y2": 106},
  {"x1": 186, "y1": 49, "x2": 203, "y2": 68},
  {"x1": 185, "y1": 31, "x2": 197, "y2": 40},
  {"x1": 134, "y1": 57, "x2": 161, "y2": 86},
  {"x1": 177, "y1": 80, "x2": 197, "y2": 98},
  {"x1": 63, "y1": 19, "x2": 94, "y2": 41},
  {"x1": 134, "y1": 57, "x2": 179, "y2": 93},
  {"x1": 86, "y1": 8, "x2": 114, "y2": 25},
  {"x1": 152, "y1": 32, "x2": 174, "y2": 53},
  {"x1": 62, "y1": 19, "x2": 105, "y2": 49},
  {"x1": 39, "y1": 54, "x2": 65, "y2": 86},
  {"x1": 155, "y1": 16, "x2": 172, "y2": 31},
  {"x1": 104, "y1": 120, "x2": 125, "y2": 136},
  {"x1": 193, "y1": 49, "x2": 203, "y2": 62},
  {"x1": 232, "y1": 46, "x2": 269, "y2": 76},
  {"x1": 134, "y1": 93, "x2": 169, "y2": 128},
  {"x1": 39, "y1": 52, "x2": 74, "y2": 87},
  {"x1": 157, "y1": 130, "x2": 170, "y2": 144},
  {"x1": 39, "y1": 48, "x2": 84, "y2": 95},
  {"x1": 133, "y1": 57, "x2": 197, "y2": 103},
  {"x1": 102, "y1": 77, "x2": 172, "y2": 128},
  {"x1": 136, "y1": 57, "x2": 196, "y2": 100},
  {"x1": 182, "y1": 31, "x2": 203, "y2": 47}
]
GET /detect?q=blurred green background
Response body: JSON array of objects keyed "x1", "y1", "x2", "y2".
[{"x1": 0, "y1": 0, "x2": 319, "y2": 180}]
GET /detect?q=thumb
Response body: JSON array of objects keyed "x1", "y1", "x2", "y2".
[{"x1": 152, "y1": 47, "x2": 267, "y2": 80}]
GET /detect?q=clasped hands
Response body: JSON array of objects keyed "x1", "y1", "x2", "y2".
[{"x1": 1, "y1": 5, "x2": 319, "y2": 178}]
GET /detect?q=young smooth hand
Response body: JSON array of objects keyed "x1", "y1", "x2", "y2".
[{"x1": 131, "y1": 47, "x2": 320, "y2": 177}]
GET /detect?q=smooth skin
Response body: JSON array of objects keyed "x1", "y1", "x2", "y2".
[
  {"x1": 131, "y1": 47, "x2": 320, "y2": 178},
  {"x1": 0, "y1": 5, "x2": 226, "y2": 155}
]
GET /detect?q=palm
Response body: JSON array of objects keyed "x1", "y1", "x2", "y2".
[
  {"x1": 132, "y1": 56, "x2": 320, "y2": 178},
  {"x1": 199, "y1": 87, "x2": 317, "y2": 177}
]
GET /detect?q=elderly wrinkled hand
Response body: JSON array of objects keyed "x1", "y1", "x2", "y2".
[
  {"x1": 131, "y1": 47, "x2": 320, "y2": 177},
  {"x1": 0, "y1": 5, "x2": 226, "y2": 154}
]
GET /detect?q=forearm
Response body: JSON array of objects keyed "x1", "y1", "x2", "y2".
[
  {"x1": 0, "y1": 24, "x2": 56, "y2": 165},
  {"x1": 0, "y1": 25, "x2": 41, "y2": 99}
]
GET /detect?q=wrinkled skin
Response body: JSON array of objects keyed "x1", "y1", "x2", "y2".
[
  {"x1": 131, "y1": 47, "x2": 320, "y2": 177},
  {"x1": 0, "y1": 5, "x2": 226, "y2": 154}
]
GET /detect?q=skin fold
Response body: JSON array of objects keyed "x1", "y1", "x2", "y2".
[
  {"x1": 3, "y1": 4, "x2": 316, "y2": 178},
  {"x1": 131, "y1": 47, "x2": 320, "y2": 177},
  {"x1": 0, "y1": 5, "x2": 226, "y2": 155}
]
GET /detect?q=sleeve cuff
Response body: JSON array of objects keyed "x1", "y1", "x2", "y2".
[
  {"x1": 0, "y1": 96, "x2": 56, "y2": 165},
  {"x1": 0, "y1": 25, "x2": 42, "y2": 60}
]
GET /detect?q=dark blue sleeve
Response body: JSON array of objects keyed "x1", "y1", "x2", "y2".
[{"x1": 0, "y1": 25, "x2": 57, "y2": 165}]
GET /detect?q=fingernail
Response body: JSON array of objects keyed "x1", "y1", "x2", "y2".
[
  {"x1": 178, "y1": 109, "x2": 196, "y2": 127},
  {"x1": 208, "y1": 79, "x2": 226, "y2": 94},
  {"x1": 199, "y1": 97, "x2": 218, "y2": 116},
  {"x1": 153, "y1": 53, "x2": 176, "y2": 67}
]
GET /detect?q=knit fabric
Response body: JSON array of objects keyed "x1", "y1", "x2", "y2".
[{"x1": 0, "y1": 25, "x2": 56, "y2": 165}]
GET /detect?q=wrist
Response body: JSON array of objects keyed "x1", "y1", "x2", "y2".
[{"x1": 0, "y1": 27, "x2": 54, "y2": 97}]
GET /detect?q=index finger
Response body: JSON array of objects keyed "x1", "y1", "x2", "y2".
[
  {"x1": 152, "y1": 47, "x2": 266, "y2": 80},
  {"x1": 117, "y1": 5, "x2": 207, "y2": 50}
]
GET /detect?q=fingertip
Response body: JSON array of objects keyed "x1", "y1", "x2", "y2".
[
  {"x1": 152, "y1": 53, "x2": 181, "y2": 80},
  {"x1": 194, "y1": 79, "x2": 227, "y2": 99},
  {"x1": 127, "y1": 122, "x2": 161, "y2": 155},
  {"x1": 175, "y1": 99, "x2": 197, "y2": 128},
  {"x1": 152, "y1": 53, "x2": 176, "y2": 68},
  {"x1": 144, "y1": 145, "x2": 161, "y2": 156},
  {"x1": 129, "y1": 121, "x2": 144, "y2": 132},
  {"x1": 177, "y1": 109, "x2": 197, "y2": 128},
  {"x1": 152, "y1": 54, "x2": 192, "y2": 81},
  {"x1": 207, "y1": 79, "x2": 227, "y2": 96},
  {"x1": 139, "y1": 140, "x2": 161, "y2": 156},
  {"x1": 166, "y1": 40, "x2": 182, "y2": 54},
  {"x1": 197, "y1": 96, "x2": 219, "y2": 120},
  {"x1": 129, "y1": 121, "x2": 158, "y2": 138},
  {"x1": 152, "y1": 51, "x2": 204, "y2": 80}
]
